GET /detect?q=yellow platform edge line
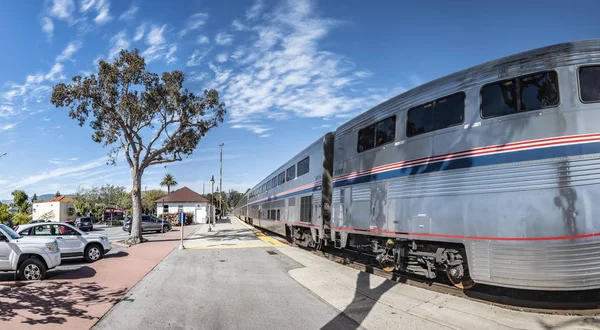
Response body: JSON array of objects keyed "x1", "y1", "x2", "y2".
[{"x1": 184, "y1": 244, "x2": 275, "y2": 250}]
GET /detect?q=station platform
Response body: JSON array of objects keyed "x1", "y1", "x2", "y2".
[{"x1": 95, "y1": 216, "x2": 599, "y2": 330}]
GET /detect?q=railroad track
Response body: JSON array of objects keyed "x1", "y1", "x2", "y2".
[{"x1": 237, "y1": 217, "x2": 600, "y2": 316}]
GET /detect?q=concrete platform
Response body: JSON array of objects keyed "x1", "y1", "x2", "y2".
[{"x1": 95, "y1": 217, "x2": 600, "y2": 330}]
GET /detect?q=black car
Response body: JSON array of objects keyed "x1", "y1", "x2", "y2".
[{"x1": 75, "y1": 217, "x2": 94, "y2": 231}]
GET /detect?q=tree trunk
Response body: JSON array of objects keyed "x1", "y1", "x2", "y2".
[
  {"x1": 127, "y1": 173, "x2": 144, "y2": 244},
  {"x1": 168, "y1": 185, "x2": 170, "y2": 194}
]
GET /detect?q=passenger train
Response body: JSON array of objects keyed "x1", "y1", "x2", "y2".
[{"x1": 233, "y1": 40, "x2": 600, "y2": 291}]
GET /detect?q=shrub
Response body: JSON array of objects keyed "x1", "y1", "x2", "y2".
[
  {"x1": 106, "y1": 220, "x2": 123, "y2": 227},
  {"x1": 12, "y1": 212, "x2": 32, "y2": 226},
  {"x1": 160, "y1": 212, "x2": 194, "y2": 226}
]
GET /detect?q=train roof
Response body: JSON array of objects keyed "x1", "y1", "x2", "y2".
[
  {"x1": 335, "y1": 39, "x2": 600, "y2": 139},
  {"x1": 249, "y1": 133, "x2": 331, "y2": 191}
]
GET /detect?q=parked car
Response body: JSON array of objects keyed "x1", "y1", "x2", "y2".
[
  {"x1": 64, "y1": 220, "x2": 75, "y2": 227},
  {"x1": 0, "y1": 224, "x2": 61, "y2": 280},
  {"x1": 75, "y1": 217, "x2": 93, "y2": 231},
  {"x1": 122, "y1": 215, "x2": 172, "y2": 233},
  {"x1": 15, "y1": 222, "x2": 111, "y2": 262},
  {"x1": 29, "y1": 219, "x2": 47, "y2": 224}
]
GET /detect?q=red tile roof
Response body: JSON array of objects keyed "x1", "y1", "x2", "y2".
[
  {"x1": 46, "y1": 196, "x2": 75, "y2": 203},
  {"x1": 155, "y1": 186, "x2": 209, "y2": 203}
]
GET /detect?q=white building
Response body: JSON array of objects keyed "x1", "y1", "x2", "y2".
[
  {"x1": 155, "y1": 186, "x2": 209, "y2": 224},
  {"x1": 32, "y1": 196, "x2": 76, "y2": 222}
]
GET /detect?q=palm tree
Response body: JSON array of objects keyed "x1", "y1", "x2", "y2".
[{"x1": 160, "y1": 173, "x2": 178, "y2": 194}]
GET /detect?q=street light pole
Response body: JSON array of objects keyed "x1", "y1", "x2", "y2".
[
  {"x1": 219, "y1": 143, "x2": 224, "y2": 219},
  {"x1": 209, "y1": 175, "x2": 215, "y2": 232}
]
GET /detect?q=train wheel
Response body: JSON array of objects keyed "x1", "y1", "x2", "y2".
[
  {"x1": 379, "y1": 260, "x2": 395, "y2": 273},
  {"x1": 446, "y1": 264, "x2": 475, "y2": 290}
]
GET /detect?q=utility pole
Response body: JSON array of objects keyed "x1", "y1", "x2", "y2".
[
  {"x1": 219, "y1": 143, "x2": 224, "y2": 219},
  {"x1": 209, "y1": 175, "x2": 215, "y2": 231}
]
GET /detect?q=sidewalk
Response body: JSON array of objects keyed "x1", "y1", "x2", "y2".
[{"x1": 0, "y1": 224, "x2": 201, "y2": 329}]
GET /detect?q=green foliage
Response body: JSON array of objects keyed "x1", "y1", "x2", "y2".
[
  {"x1": 142, "y1": 189, "x2": 167, "y2": 213},
  {"x1": 227, "y1": 189, "x2": 243, "y2": 209},
  {"x1": 12, "y1": 212, "x2": 32, "y2": 226},
  {"x1": 55, "y1": 191, "x2": 61, "y2": 197},
  {"x1": 12, "y1": 190, "x2": 29, "y2": 213},
  {"x1": 160, "y1": 173, "x2": 178, "y2": 194},
  {"x1": 106, "y1": 220, "x2": 124, "y2": 227},
  {"x1": 32, "y1": 193, "x2": 38, "y2": 203},
  {"x1": 0, "y1": 204, "x2": 12, "y2": 224}
]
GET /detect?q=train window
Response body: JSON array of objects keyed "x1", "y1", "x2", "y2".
[
  {"x1": 481, "y1": 71, "x2": 559, "y2": 118},
  {"x1": 481, "y1": 79, "x2": 518, "y2": 118},
  {"x1": 277, "y1": 209, "x2": 281, "y2": 220},
  {"x1": 300, "y1": 196, "x2": 312, "y2": 222},
  {"x1": 358, "y1": 115, "x2": 396, "y2": 152},
  {"x1": 278, "y1": 172, "x2": 285, "y2": 185},
  {"x1": 434, "y1": 93, "x2": 465, "y2": 130},
  {"x1": 520, "y1": 71, "x2": 559, "y2": 110},
  {"x1": 579, "y1": 66, "x2": 600, "y2": 102},
  {"x1": 297, "y1": 157, "x2": 310, "y2": 177},
  {"x1": 375, "y1": 116, "x2": 396, "y2": 146},
  {"x1": 286, "y1": 165, "x2": 296, "y2": 181},
  {"x1": 271, "y1": 177, "x2": 277, "y2": 188},
  {"x1": 407, "y1": 102, "x2": 434, "y2": 137},
  {"x1": 357, "y1": 124, "x2": 375, "y2": 152}
]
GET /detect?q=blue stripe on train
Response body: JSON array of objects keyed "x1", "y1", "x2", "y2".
[
  {"x1": 248, "y1": 185, "x2": 322, "y2": 206},
  {"x1": 333, "y1": 141, "x2": 600, "y2": 188}
]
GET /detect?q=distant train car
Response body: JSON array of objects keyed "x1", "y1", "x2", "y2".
[
  {"x1": 241, "y1": 133, "x2": 334, "y2": 247},
  {"x1": 235, "y1": 40, "x2": 600, "y2": 291}
]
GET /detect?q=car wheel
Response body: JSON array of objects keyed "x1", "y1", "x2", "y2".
[
  {"x1": 84, "y1": 244, "x2": 103, "y2": 262},
  {"x1": 163, "y1": 225, "x2": 169, "y2": 232},
  {"x1": 18, "y1": 258, "x2": 46, "y2": 281}
]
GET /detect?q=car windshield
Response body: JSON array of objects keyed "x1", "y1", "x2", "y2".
[{"x1": 0, "y1": 224, "x2": 20, "y2": 239}]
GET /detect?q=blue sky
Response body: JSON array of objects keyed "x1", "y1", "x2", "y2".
[{"x1": 0, "y1": 0, "x2": 597, "y2": 199}]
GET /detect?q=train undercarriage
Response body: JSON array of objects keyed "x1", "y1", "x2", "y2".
[{"x1": 370, "y1": 238, "x2": 474, "y2": 289}]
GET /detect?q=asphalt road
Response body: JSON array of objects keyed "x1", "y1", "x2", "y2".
[
  {"x1": 94, "y1": 220, "x2": 360, "y2": 330},
  {"x1": 0, "y1": 223, "x2": 172, "y2": 281}
]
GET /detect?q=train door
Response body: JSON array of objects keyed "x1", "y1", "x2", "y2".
[
  {"x1": 371, "y1": 181, "x2": 389, "y2": 231},
  {"x1": 350, "y1": 184, "x2": 371, "y2": 229},
  {"x1": 312, "y1": 191, "x2": 322, "y2": 226}
]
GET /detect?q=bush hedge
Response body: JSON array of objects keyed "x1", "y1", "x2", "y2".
[{"x1": 159, "y1": 212, "x2": 194, "y2": 226}]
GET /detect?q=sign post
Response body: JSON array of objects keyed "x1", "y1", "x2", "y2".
[{"x1": 178, "y1": 212, "x2": 185, "y2": 250}]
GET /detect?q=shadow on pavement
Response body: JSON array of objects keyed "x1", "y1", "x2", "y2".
[
  {"x1": 538, "y1": 317, "x2": 600, "y2": 330},
  {"x1": 0, "y1": 281, "x2": 127, "y2": 325},
  {"x1": 321, "y1": 271, "x2": 396, "y2": 330},
  {"x1": 51, "y1": 266, "x2": 97, "y2": 280}
]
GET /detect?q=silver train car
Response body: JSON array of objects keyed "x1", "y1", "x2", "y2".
[
  {"x1": 234, "y1": 40, "x2": 600, "y2": 291},
  {"x1": 239, "y1": 133, "x2": 334, "y2": 245}
]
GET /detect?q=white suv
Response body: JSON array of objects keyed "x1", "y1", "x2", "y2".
[
  {"x1": 15, "y1": 222, "x2": 111, "y2": 262},
  {"x1": 0, "y1": 224, "x2": 61, "y2": 280}
]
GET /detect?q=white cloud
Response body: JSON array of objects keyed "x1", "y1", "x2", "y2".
[
  {"x1": 141, "y1": 24, "x2": 177, "y2": 64},
  {"x1": 197, "y1": 35, "x2": 209, "y2": 44},
  {"x1": 215, "y1": 32, "x2": 233, "y2": 45},
  {"x1": 49, "y1": 0, "x2": 75, "y2": 21},
  {"x1": 313, "y1": 124, "x2": 331, "y2": 129},
  {"x1": 214, "y1": 0, "x2": 388, "y2": 135},
  {"x1": 56, "y1": 41, "x2": 82, "y2": 62},
  {"x1": 42, "y1": 117, "x2": 51, "y2": 121},
  {"x1": 44, "y1": 63, "x2": 65, "y2": 81},
  {"x1": 231, "y1": 123, "x2": 270, "y2": 134},
  {"x1": 216, "y1": 53, "x2": 228, "y2": 63},
  {"x1": 166, "y1": 45, "x2": 177, "y2": 64},
  {"x1": 0, "y1": 123, "x2": 16, "y2": 131},
  {"x1": 69, "y1": 157, "x2": 79, "y2": 161},
  {"x1": 119, "y1": 4, "x2": 138, "y2": 21},
  {"x1": 232, "y1": 20, "x2": 248, "y2": 31},
  {"x1": 181, "y1": 12, "x2": 209, "y2": 36},
  {"x1": 108, "y1": 30, "x2": 130, "y2": 59},
  {"x1": 188, "y1": 71, "x2": 207, "y2": 82},
  {"x1": 186, "y1": 49, "x2": 210, "y2": 67},
  {"x1": 40, "y1": 17, "x2": 54, "y2": 39},
  {"x1": 93, "y1": 0, "x2": 112, "y2": 24},
  {"x1": 133, "y1": 23, "x2": 146, "y2": 41},
  {"x1": 14, "y1": 157, "x2": 107, "y2": 189},
  {"x1": 79, "y1": 0, "x2": 95, "y2": 12},
  {"x1": 246, "y1": 0, "x2": 264, "y2": 20}
]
